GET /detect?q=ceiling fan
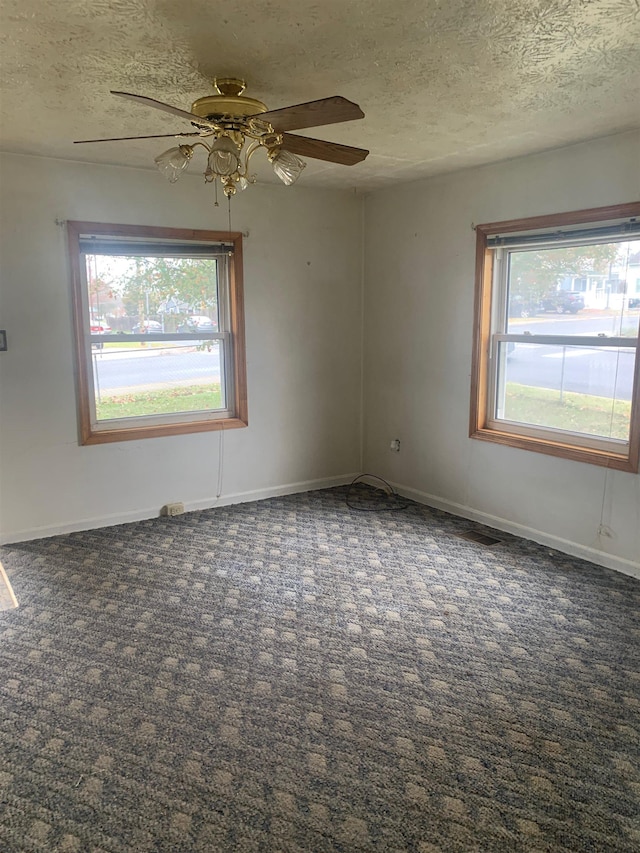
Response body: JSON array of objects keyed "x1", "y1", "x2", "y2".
[{"x1": 75, "y1": 77, "x2": 369, "y2": 198}]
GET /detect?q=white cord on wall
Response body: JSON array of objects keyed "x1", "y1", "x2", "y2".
[{"x1": 216, "y1": 423, "x2": 225, "y2": 499}]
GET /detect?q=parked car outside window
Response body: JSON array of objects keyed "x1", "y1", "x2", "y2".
[
  {"x1": 132, "y1": 320, "x2": 163, "y2": 333},
  {"x1": 90, "y1": 321, "x2": 112, "y2": 349},
  {"x1": 541, "y1": 292, "x2": 584, "y2": 313},
  {"x1": 178, "y1": 315, "x2": 217, "y2": 333},
  {"x1": 508, "y1": 295, "x2": 541, "y2": 318}
]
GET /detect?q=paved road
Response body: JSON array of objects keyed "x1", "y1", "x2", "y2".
[
  {"x1": 508, "y1": 313, "x2": 637, "y2": 336},
  {"x1": 93, "y1": 347, "x2": 221, "y2": 393},
  {"x1": 506, "y1": 344, "x2": 634, "y2": 400},
  {"x1": 92, "y1": 313, "x2": 638, "y2": 400},
  {"x1": 506, "y1": 313, "x2": 636, "y2": 401}
]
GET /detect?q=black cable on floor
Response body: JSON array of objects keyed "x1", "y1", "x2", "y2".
[{"x1": 345, "y1": 473, "x2": 410, "y2": 512}]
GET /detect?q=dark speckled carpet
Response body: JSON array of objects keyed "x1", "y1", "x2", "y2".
[{"x1": 1, "y1": 486, "x2": 638, "y2": 852}]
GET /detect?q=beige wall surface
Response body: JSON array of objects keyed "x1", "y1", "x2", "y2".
[
  {"x1": 0, "y1": 154, "x2": 363, "y2": 541},
  {"x1": 2, "y1": 133, "x2": 639, "y2": 577},
  {"x1": 363, "y1": 131, "x2": 640, "y2": 576}
]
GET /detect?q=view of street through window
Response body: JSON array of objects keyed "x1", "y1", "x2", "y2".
[
  {"x1": 87, "y1": 253, "x2": 224, "y2": 421},
  {"x1": 496, "y1": 238, "x2": 640, "y2": 442}
]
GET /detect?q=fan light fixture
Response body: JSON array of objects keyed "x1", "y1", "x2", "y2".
[
  {"x1": 150, "y1": 79, "x2": 308, "y2": 198},
  {"x1": 74, "y1": 78, "x2": 370, "y2": 200},
  {"x1": 154, "y1": 145, "x2": 194, "y2": 183},
  {"x1": 268, "y1": 148, "x2": 306, "y2": 186},
  {"x1": 155, "y1": 134, "x2": 304, "y2": 197},
  {"x1": 207, "y1": 135, "x2": 240, "y2": 177}
]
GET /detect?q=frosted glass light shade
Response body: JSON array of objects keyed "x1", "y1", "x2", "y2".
[
  {"x1": 154, "y1": 145, "x2": 193, "y2": 183},
  {"x1": 270, "y1": 149, "x2": 306, "y2": 186},
  {"x1": 208, "y1": 136, "x2": 240, "y2": 177}
]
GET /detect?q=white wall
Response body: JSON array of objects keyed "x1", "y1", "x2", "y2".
[
  {"x1": 0, "y1": 153, "x2": 363, "y2": 542},
  {"x1": 3, "y1": 135, "x2": 639, "y2": 577},
  {"x1": 363, "y1": 131, "x2": 640, "y2": 577}
]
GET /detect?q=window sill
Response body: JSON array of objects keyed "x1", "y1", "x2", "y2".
[
  {"x1": 82, "y1": 416, "x2": 248, "y2": 445},
  {"x1": 470, "y1": 425, "x2": 637, "y2": 472}
]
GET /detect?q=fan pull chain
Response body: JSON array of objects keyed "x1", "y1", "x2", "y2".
[
  {"x1": 214, "y1": 180, "x2": 219, "y2": 207},
  {"x1": 228, "y1": 195, "x2": 232, "y2": 233}
]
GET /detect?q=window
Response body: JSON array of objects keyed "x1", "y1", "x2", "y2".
[
  {"x1": 68, "y1": 222, "x2": 247, "y2": 444},
  {"x1": 470, "y1": 203, "x2": 640, "y2": 471}
]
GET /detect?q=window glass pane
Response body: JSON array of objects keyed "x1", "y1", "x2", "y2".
[
  {"x1": 84, "y1": 254, "x2": 219, "y2": 336},
  {"x1": 506, "y1": 239, "x2": 640, "y2": 337},
  {"x1": 91, "y1": 340, "x2": 225, "y2": 422},
  {"x1": 495, "y1": 341, "x2": 634, "y2": 441},
  {"x1": 69, "y1": 222, "x2": 246, "y2": 444}
]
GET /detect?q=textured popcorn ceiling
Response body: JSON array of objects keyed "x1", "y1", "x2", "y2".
[{"x1": 1, "y1": 0, "x2": 639, "y2": 191}]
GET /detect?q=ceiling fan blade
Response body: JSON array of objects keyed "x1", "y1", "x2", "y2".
[
  {"x1": 260, "y1": 96, "x2": 364, "y2": 132},
  {"x1": 281, "y1": 133, "x2": 369, "y2": 165},
  {"x1": 110, "y1": 91, "x2": 218, "y2": 128},
  {"x1": 74, "y1": 132, "x2": 202, "y2": 144}
]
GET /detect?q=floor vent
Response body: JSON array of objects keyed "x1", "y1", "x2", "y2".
[{"x1": 457, "y1": 530, "x2": 502, "y2": 547}]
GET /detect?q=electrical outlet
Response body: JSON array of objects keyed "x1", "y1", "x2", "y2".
[
  {"x1": 390, "y1": 439, "x2": 401, "y2": 452},
  {"x1": 162, "y1": 502, "x2": 184, "y2": 517}
]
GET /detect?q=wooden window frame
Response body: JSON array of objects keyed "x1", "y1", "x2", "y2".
[
  {"x1": 68, "y1": 221, "x2": 248, "y2": 445},
  {"x1": 470, "y1": 202, "x2": 640, "y2": 472}
]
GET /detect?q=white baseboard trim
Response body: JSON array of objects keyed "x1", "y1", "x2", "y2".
[
  {"x1": 0, "y1": 473, "x2": 359, "y2": 546},
  {"x1": 4, "y1": 475, "x2": 637, "y2": 581},
  {"x1": 392, "y1": 482, "x2": 640, "y2": 581}
]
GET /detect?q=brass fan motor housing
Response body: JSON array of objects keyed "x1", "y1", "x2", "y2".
[{"x1": 191, "y1": 77, "x2": 268, "y2": 121}]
